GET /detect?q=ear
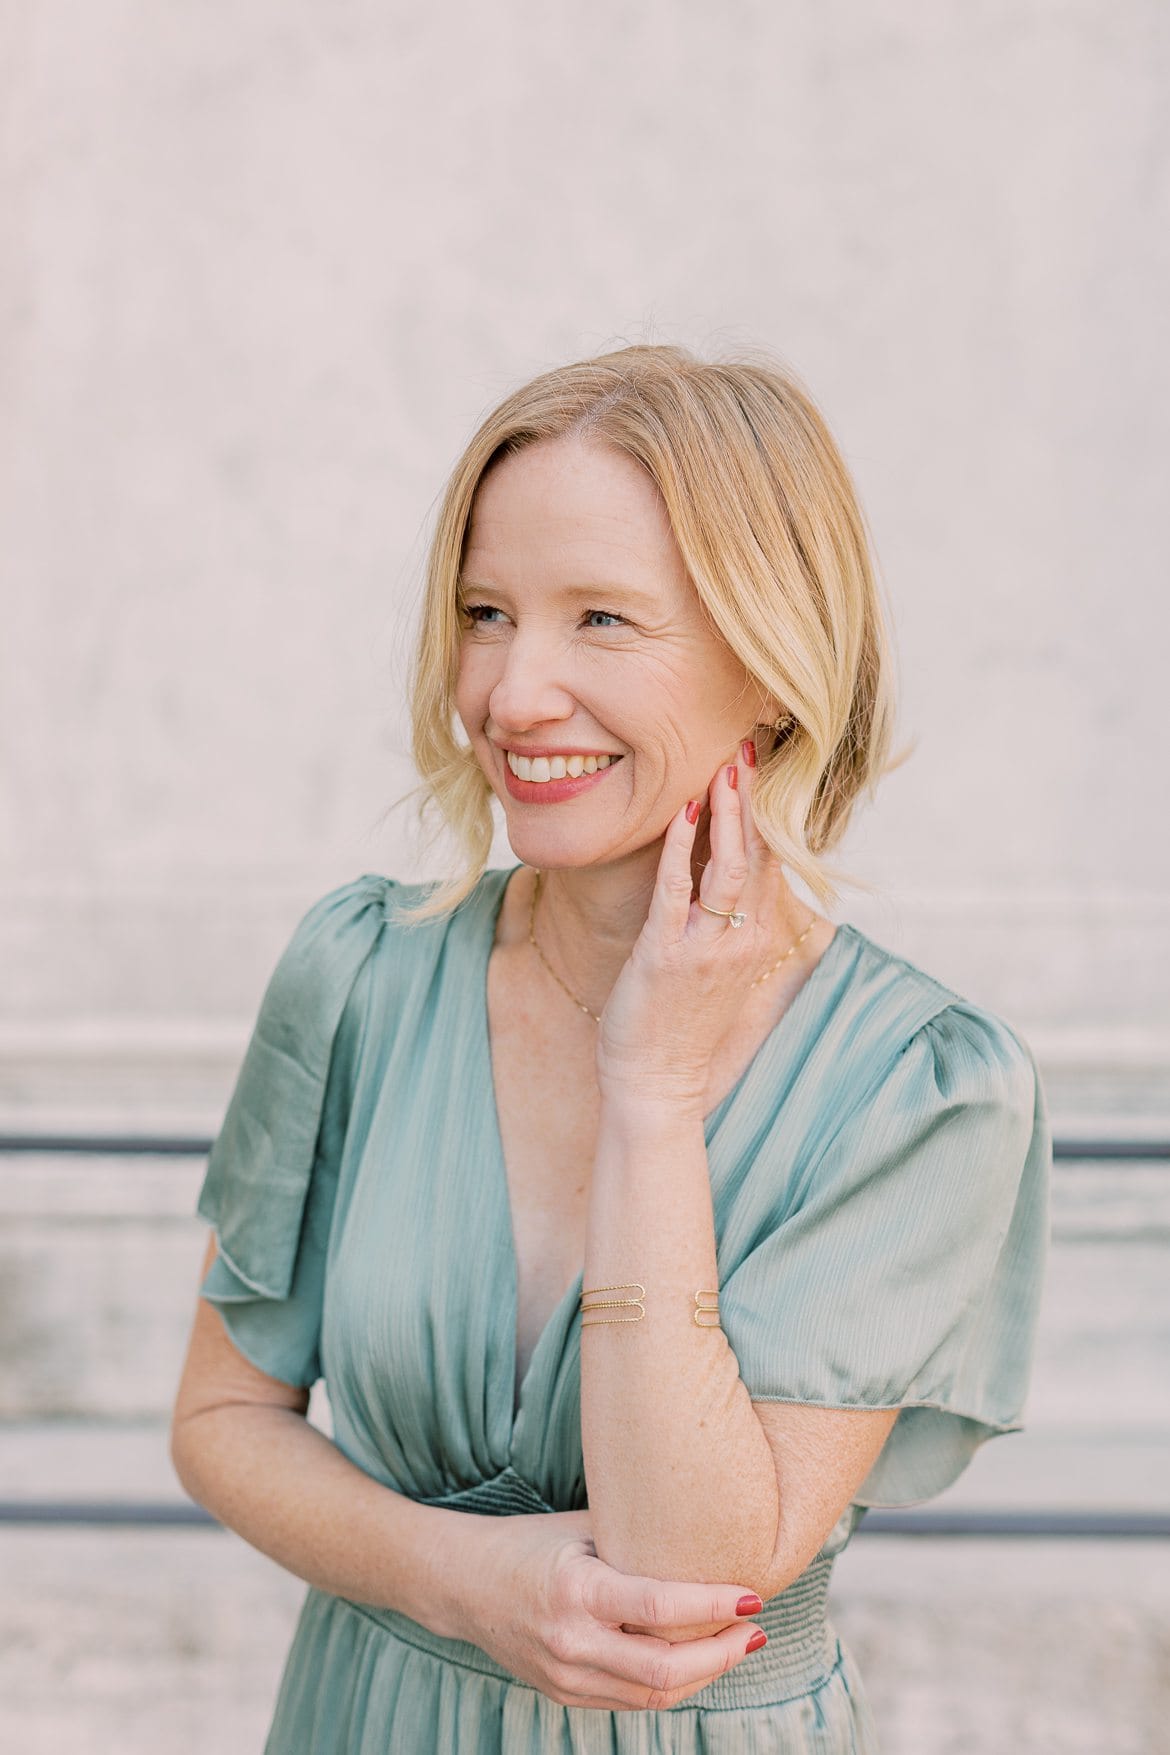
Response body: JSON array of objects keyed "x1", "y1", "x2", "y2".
[
  {"x1": 753, "y1": 711, "x2": 797, "y2": 760},
  {"x1": 755, "y1": 707, "x2": 796, "y2": 735}
]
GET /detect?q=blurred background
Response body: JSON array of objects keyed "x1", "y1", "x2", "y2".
[{"x1": 1, "y1": 2, "x2": 1167, "y2": 1751}]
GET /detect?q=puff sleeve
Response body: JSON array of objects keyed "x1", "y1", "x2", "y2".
[
  {"x1": 195, "y1": 875, "x2": 391, "y2": 1388},
  {"x1": 719, "y1": 1000, "x2": 1052, "y2": 1507}
]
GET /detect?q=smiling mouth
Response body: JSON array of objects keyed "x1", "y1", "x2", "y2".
[{"x1": 505, "y1": 751, "x2": 624, "y2": 783}]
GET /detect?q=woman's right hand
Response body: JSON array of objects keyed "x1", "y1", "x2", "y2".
[{"x1": 457, "y1": 1510, "x2": 768, "y2": 1712}]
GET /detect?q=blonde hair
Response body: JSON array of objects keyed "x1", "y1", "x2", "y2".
[{"x1": 393, "y1": 341, "x2": 911, "y2": 924}]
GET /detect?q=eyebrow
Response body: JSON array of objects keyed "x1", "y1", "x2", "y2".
[{"x1": 457, "y1": 577, "x2": 660, "y2": 608}]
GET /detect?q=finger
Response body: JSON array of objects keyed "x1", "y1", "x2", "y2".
[
  {"x1": 643, "y1": 794, "x2": 704, "y2": 946},
  {"x1": 736, "y1": 739, "x2": 788, "y2": 931},
  {"x1": 584, "y1": 1567, "x2": 762, "y2": 1634},
  {"x1": 737, "y1": 737, "x2": 770, "y2": 863},
  {"x1": 576, "y1": 1617, "x2": 765, "y2": 1707},
  {"x1": 696, "y1": 761, "x2": 748, "y2": 921}
]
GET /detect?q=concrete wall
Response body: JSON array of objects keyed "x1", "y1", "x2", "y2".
[
  {"x1": 2, "y1": 9, "x2": 1168, "y2": 1750},
  {"x1": 2, "y1": 0, "x2": 1168, "y2": 1128}
]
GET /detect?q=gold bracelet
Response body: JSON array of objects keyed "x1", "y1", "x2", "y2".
[
  {"x1": 577, "y1": 1284, "x2": 722, "y2": 1329},
  {"x1": 578, "y1": 1282, "x2": 645, "y2": 1325}
]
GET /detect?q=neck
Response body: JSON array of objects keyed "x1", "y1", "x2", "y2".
[
  {"x1": 531, "y1": 853, "x2": 661, "y2": 1012},
  {"x1": 525, "y1": 834, "x2": 813, "y2": 1020}
]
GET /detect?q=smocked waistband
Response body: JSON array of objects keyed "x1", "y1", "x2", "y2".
[{"x1": 338, "y1": 1554, "x2": 838, "y2": 1711}]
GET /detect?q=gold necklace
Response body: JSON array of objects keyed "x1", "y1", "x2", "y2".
[{"x1": 527, "y1": 867, "x2": 819, "y2": 1024}]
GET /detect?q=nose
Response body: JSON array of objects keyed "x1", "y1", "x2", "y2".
[{"x1": 486, "y1": 627, "x2": 576, "y2": 736}]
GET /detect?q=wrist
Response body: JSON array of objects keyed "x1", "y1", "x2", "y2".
[
  {"x1": 597, "y1": 1085, "x2": 708, "y2": 1135},
  {"x1": 404, "y1": 1504, "x2": 491, "y2": 1644}
]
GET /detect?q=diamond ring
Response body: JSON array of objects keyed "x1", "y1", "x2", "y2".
[{"x1": 697, "y1": 899, "x2": 748, "y2": 928}]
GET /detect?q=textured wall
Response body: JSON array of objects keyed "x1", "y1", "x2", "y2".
[{"x1": 2, "y1": 1, "x2": 1166, "y2": 1123}]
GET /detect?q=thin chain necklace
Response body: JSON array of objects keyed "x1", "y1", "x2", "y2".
[{"x1": 527, "y1": 867, "x2": 819, "y2": 1024}]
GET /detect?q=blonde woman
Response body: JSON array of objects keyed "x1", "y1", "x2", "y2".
[{"x1": 171, "y1": 344, "x2": 1050, "y2": 1752}]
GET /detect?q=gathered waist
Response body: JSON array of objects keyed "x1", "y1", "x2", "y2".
[{"x1": 334, "y1": 1467, "x2": 839, "y2": 1709}]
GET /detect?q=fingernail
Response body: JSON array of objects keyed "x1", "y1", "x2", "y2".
[
  {"x1": 741, "y1": 739, "x2": 757, "y2": 768},
  {"x1": 736, "y1": 1593, "x2": 763, "y2": 1616},
  {"x1": 726, "y1": 764, "x2": 738, "y2": 791},
  {"x1": 745, "y1": 1630, "x2": 768, "y2": 1653},
  {"x1": 685, "y1": 799, "x2": 701, "y2": 824}
]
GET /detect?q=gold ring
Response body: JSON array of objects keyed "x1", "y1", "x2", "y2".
[{"x1": 696, "y1": 898, "x2": 747, "y2": 929}]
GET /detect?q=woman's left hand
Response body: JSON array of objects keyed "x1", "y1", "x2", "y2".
[{"x1": 595, "y1": 739, "x2": 796, "y2": 1113}]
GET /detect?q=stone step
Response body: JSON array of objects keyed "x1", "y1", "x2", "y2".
[
  {"x1": 830, "y1": 1534, "x2": 1170, "y2": 1755},
  {"x1": 3, "y1": 1416, "x2": 1168, "y2": 1521},
  {"x1": 0, "y1": 1525, "x2": 1164, "y2": 1755}
]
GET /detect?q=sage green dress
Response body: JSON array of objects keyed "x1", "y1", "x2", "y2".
[{"x1": 195, "y1": 864, "x2": 1051, "y2": 1753}]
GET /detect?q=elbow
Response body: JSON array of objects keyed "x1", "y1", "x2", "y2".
[
  {"x1": 593, "y1": 1517, "x2": 781, "y2": 1619},
  {"x1": 167, "y1": 1397, "x2": 230, "y2": 1504},
  {"x1": 731, "y1": 1541, "x2": 788, "y2": 1612},
  {"x1": 587, "y1": 1421, "x2": 784, "y2": 1617},
  {"x1": 168, "y1": 1389, "x2": 309, "y2": 1507},
  {"x1": 750, "y1": 1522, "x2": 842, "y2": 1607},
  {"x1": 168, "y1": 1410, "x2": 206, "y2": 1504}
]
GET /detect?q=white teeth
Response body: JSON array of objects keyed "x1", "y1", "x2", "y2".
[{"x1": 505, "y1": 751, "x2": 619, "y2": 783}]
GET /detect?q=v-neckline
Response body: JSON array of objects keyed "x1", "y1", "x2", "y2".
[{"x1": 475, "y1": 862, "x2": 852, "y2": 1431}]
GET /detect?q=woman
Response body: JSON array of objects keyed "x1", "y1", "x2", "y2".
[{"x1": 171, "y1": 343, "x2": 1051, "y2": 1752}]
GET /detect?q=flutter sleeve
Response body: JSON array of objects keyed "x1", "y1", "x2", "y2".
[
  {"x1": 195, "y1": 875, "x2": 392, "y2": 1388},
  {"x1": 719, "y1": 1000, "x2": 1052, "y2": 1506}
]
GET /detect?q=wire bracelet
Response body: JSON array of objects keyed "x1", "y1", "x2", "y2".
[
  {"x1": 579, "y1": 1282, "x2": 645, "y2": 1325},
  {"x1": 578, "y1": 1283, "x2": 721, "y2": 1329}
]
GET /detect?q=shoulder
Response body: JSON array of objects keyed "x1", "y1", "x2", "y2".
[
  {"x1": 830, "y1": 922, "x2": 1040, "y2": 1124},
  {"x1": 259, "y1": 875, "x2": 398, "y2": 1024},
  {"x1": 269, "y1": 865, "x2": 513, "y2": 1004}
]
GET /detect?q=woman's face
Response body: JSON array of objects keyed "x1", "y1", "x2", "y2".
[{"x1": 455, "y1": 434, "x2": 772, "y2": 871}]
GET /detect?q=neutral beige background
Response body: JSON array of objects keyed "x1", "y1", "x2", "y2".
[{"x1": 2, "y1": 0, "x2": 1167, "y2": 1127}]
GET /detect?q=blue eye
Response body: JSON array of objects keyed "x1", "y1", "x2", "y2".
[{"x1": 460, "y1": 604, "x2": 626, "y2": 629}]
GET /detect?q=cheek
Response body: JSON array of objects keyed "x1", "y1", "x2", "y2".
[{"x1": 452, "y1": 652, "x2": 484, "y2": 716}]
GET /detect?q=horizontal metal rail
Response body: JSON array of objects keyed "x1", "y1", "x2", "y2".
[
  {"x1": 1, "y1": 1501, "x2": 1166, "y2": 1536},
  {"x1": 0, "y1": 1133, "x2": 1166, "y2": 1160},
  {"x1": 0, "y1": 1134, "x2": 218, "y2": 1157}
]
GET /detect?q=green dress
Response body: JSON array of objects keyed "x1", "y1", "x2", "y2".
[{"x1": 195, "y1": 864, "x2": 1051, "y2": 1753}]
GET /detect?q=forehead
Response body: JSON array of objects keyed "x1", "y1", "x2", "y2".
[{"x1": 462, "y1": 438, "x2": 685, "y2": 595}]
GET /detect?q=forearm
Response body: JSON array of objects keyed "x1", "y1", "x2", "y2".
[
  {"x1": 580, "y1": 1101, "x2": 779, "y2": 1598},
  {"x1": 171, "y1": 1404, "x2": 481, "y2": 1642}
]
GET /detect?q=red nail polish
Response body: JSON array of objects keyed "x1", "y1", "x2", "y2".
[
  {"x1": 727, "y1": 764, "x2": 738, "y2": 790},
  {"x1": 745, "y1": 1630, "x2": 768, "y2": 1653},
  {"x1": 736, "y1": 1593, "x2": 763, "y2": 1616},
  {"x1": 741, "y1": 738, "x2": 757, "y2": 768},
  {"x1": 685, "y1": 799, "x2": 701, "y2": 824}
]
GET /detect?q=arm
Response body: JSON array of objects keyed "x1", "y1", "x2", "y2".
[
  {"x1": 173, "y1": 1232, "x2": 772, "y2": 1708},
  {"x1": 582, "y1": 760, "x2": 902, "y2": 1639},
  {"x1": 170, "y1": 1233, "x2": 481, "y2": 1642},
  {"x1": 581, "y1": 1101, "x2": 898, "y2": 1638}
]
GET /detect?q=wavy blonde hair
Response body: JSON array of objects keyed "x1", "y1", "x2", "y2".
[{"x1": 393, "y1": 341, "x2": 911, "y2": 924}]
